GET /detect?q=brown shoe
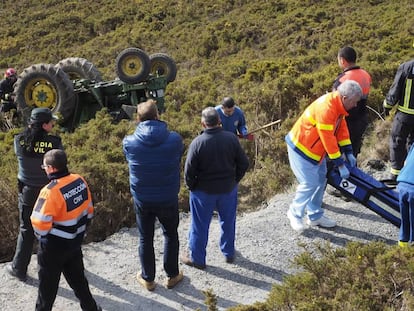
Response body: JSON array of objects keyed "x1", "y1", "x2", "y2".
[
  {"x1": 165, "y1": 270, "x2": 184, "y2": 289},
  {"x1": 180, "y1": 252, "x2": 206, "y2": 270},
  {"x1": 136, "y1": 273, "x2": 156, "y2": 291}
]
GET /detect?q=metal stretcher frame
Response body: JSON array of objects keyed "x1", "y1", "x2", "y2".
[{"x1": 327, "y1": 163, "x2": 401, "y2": 227}]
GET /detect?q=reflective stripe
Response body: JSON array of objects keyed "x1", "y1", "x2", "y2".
[
  {"x1": 398, "y1": 79, "x2": 414, "y2": 114},
  {"x1": 383, "y1": 99, "x2": 393, "y2": 109},
  {"x1": 288, "y1": 132, "x2": 321, "y2": 161},
  {"x1": 404, "y1": 79, "x2": 412, "y2": 107},
  {"x1": 338, "y1": 138, "x2": 352, "y2": 146},
  {"x1": 398, "y1": 106, "x2": 414, "y2": 114},
  {"x1": 398, "y1": 241, "x2": 409, "y2": 247},
  {"x1": 305, "y1": 109, "x2": 315, "y2": 125},
  {"x1": 49, "y1": 224, "x2": 86, "y2": 240},
  {"x1": 390, "y1": 168, "x2": 401, "y2": 175},
  {"x1": 31, "y1": 211, "x2": 53, "y2": 223},
  {"x1": 33, "y1": 228, "x2": 50, "y2": 236},
  {"x1": 306, "y1": 110, "x2": 334, "y2": 131},
  {"x1": 88, "y1": 202, "x2": 94, "y2": 218},
  {"x1": 328, "y1": 150, "x2": 341, "y2": 159},
  {"x1": 317, "y1": 123, "x2": 334, "y2": 131},
  {"x1": 54, "y1": 209, "x2": 88, "y2": 226}
]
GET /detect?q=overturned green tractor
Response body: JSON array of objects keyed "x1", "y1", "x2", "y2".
[{"x1": 13, "y1": 47, "x2": 177, "y2": 131}]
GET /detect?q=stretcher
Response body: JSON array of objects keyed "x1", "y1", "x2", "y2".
[{"x1": 327, "y1": 163, "x2": 401, "y2": 227}]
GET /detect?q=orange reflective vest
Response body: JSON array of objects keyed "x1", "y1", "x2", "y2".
[
  {"x1": 31, "y1": 173, "x2": 94, "y2": 242},
  {"x1": 285, "y1": 91, "x2": 352, "y2": 165},
  {"x1": 336, "y1": 67, "x2": 371, "y2": 98}
]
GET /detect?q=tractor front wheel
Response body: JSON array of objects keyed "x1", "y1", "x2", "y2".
[
  {"x1": 115, "y1": 47, "x2": 151, "y2": 84},
  {"x1": 149, "y1": 53, "x2": 177, "y2": 83}
]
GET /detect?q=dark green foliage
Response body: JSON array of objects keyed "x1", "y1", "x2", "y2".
[
  {"x1": 227, "y1": 243, "x2": 414, "y2": 310},
  {"x1": 203, "y1": 289, "x2": 219, "y2": 311},
  {"x1": 0, "y1": 127, "x2": 20, "y2": 261},
  {"x1": 0, "y1": 111, "x2": 138, "y2": 260},
  {"x1": 268, "y1": 242, "x2": 414, "y2": 310},
  {"x1": 60, "y1": 111, "x2": 136, "y2": 242},
  {"x1": 227, "y1": 302, "x2": 269, "y2": 311}
]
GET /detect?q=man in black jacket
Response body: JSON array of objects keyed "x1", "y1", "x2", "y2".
[
  {"x1": 181, "y1": 107, "x2": 249, "y2": 268},
  {"x1": 383, "y1": 57, "x2": 414, "y2": 181}
]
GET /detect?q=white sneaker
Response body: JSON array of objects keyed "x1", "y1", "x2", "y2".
[
  {"x1": 307, "y1": 215, "x2": 336, "y2": 228},
  {"x1": 287, "y1": 209, "x2": 304, "y2": 232}
]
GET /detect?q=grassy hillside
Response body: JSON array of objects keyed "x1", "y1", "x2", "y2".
[
  {"x1": 2, "y1": 0, "x2": 411, "y2": 180},
  {"x1": 0, "y1": 0, "x2": 413, "y2": 261},
  {"x1": 1, "y1": 0, "x2": 413, "y2": 131}
]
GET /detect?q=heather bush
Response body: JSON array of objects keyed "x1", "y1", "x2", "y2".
[{"x1": 222, "y1": 242, "x2": 414, "y2": 311}]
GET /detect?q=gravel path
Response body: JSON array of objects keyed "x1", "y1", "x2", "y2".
[{"x1": 0, "y1": 190, "x2": 398, "y2": 311}]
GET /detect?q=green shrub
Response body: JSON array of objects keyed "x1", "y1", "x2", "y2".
[
  {"x1": 60, "y1": 111, "x2": 137, "y2": 242},
  {"x1": 0, "y1": 127, "x2": 23, "y2": 261},
  {"x1": 228, "y1": 242, "x2": 414, "y2": 310}
]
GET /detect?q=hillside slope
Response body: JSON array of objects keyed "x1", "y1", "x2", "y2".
[{"x1": 1, "y1": 0, "x2": 413, "y2": 97}]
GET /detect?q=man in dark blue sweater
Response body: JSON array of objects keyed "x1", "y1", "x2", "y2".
[{"x1": 182, "y1": 107, "x2": 249, "y2": 268}]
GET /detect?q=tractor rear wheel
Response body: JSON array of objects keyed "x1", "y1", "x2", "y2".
[
  {"x1": 56, "y1": 57, "x2": 103, "y2": 82},
  {"x1": 149, "y1": 53, "x2": 177, "y2": 83},
  {"x1": 115, "y1": 47, "x2": 150, "y2": 84},
  {"x1": 14, "y1": 63, "x2": 76, "y2": 121}
]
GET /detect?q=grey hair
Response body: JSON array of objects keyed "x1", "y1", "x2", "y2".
[
  {"x1": 43, "y1": 149, "x2": 68, "y2": 171},
  {"x1": 201, "y1": 107, "x2": 220, "y2": 127},
  {"x1": 337, "y1": 80, "x2": 362, "y2": 100}
]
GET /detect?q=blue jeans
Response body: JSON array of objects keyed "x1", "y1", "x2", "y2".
[
  {"x1": 135, "y1": 201, "x2": 179, "y2": 281},
  {"x1": 398, "y1": 182, "x2": 414, "y2": 242},
  {"x1": 188, "y1": 187, "x2": 238, "y2": 266},
  {"x1": 287, "y1": 145, "x2": 326, "y2": 221}
]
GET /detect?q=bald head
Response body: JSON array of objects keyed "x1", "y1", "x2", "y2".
[{"x1": 137, "y1": 99, "x2": 159, "y2": 122}]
